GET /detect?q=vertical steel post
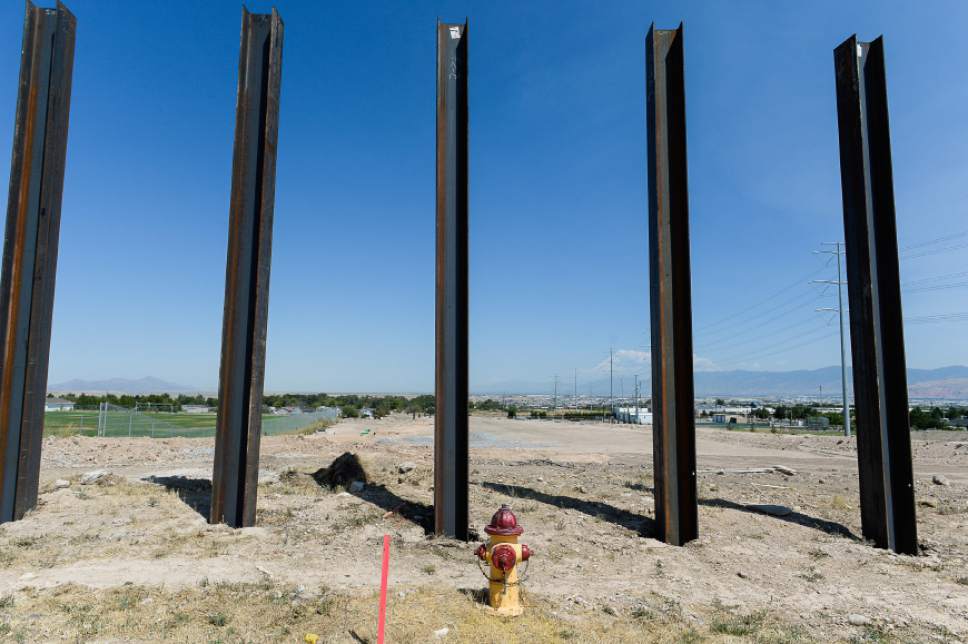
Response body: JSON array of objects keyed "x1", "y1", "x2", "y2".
[
  {"x1": 434, "y1": 20, "x2": 469, "y2": 540},
  {"x1": 833, "y1": 35, "x2": 917, "y2": 554},
  {"x1": 211, "y1": 8, "x2": 284, "y2": 528},
  {"x1": 0, "y1": 2, "x2": 75, "y2": 523},
  {"x1": 646, "y1": 24, "x2": 698, "y2": 546}
]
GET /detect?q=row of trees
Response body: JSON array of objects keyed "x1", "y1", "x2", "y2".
[
  {"x1": 53, "y1": 392, "x2": 437, "y2": 419},
  {"x1": 909, "y1": 406, "x2": 967, "y2": 430},
  {"x1": 55, "y1": 392, "x2": 216, "y2": 410},
  {"x1": 707, "y1": 401, "x2": 967, "y2": 430}
]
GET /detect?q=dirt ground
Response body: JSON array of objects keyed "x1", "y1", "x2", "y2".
[{"x1": 0, "y1": 414, "x2": 966, "y2": 642}]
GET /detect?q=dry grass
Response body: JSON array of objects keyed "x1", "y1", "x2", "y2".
[
  {"x1": 0, "y1": 582, "x2": 820, "y2": 643},
  {"x1": 829, "y1": 495, "x2": 851, "y2": 511},
  {"x1": 296, "y1": 418, "x2": 337, "y2": 436}
]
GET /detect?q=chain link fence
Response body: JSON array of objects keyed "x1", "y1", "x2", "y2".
[{"x1": 43, "y1": 403, "x2": 336, "y2": 438}]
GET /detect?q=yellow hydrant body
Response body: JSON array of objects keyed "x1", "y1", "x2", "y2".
[{"x1": 475, "y1": 505, "x2": 532, "y2": 616}]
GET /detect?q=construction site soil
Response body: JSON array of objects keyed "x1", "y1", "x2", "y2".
[{"x1": 0, "y1": 414, "x2": 965, "y2": 642}]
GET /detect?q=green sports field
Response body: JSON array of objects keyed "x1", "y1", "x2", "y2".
[{"x1": 42, "y1": 410, "x2": 333, "y2": 438}]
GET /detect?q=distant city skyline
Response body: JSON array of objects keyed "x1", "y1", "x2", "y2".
[{"x1": 1, "y1": 1, "x2": 966, "y2": 392}]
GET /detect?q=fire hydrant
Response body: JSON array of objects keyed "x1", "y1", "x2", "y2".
[{"x1": 474, "y1": 504, "x2": 532, "y2": 616}]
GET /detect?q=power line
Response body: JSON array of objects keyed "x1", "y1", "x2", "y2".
[
  {"x1": 694, "y1": 264, "x2": 828, "y2": 334},
  {"x1": 906, "y1": 312, "x2": 968, "y2": 324},
  {"x1": 695, "y1": 314, "x2": 820, "y2": 354},
  {"x1": 902, "y1": 270, "x2": 968, "y2": 286},
  {"x1": 729, "y1": 329, "x2": 840, "y2": 364},
  {"x1": 901, "y1": 230, "x2": 968, "y2": 252},
  {"x1": 695, "y1": 290, "x2": 830, "y2": 349},
  {"x1": 711, "y1": 324, "x2": 836, "y2": 365}
]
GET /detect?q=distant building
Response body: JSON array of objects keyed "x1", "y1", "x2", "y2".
[
  {"x1": 712, "y1": 413, "x2": 727, "y2": 424},
  {"x1": 44, "y1": 397, "x2": 75, "y2": 412},
  {"x1": 949, "y1": 416, "x2": 968, "y2": 428},
  {"x1": 614, "y1": 407, "x2": 652, "y2": 424},
  {"x1": 315, "y1": 406, "x2": 340, "y2": 420},
  {"x1": 182, "y1": 404, "x2": 211, "y2": 414}
]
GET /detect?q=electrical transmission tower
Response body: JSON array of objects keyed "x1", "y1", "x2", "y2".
[{"x1": 813, "y1": 241, "x2": 852, "y2": 437}]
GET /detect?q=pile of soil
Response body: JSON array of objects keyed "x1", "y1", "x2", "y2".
[{"x1": 312, "y1": 451, "x2": 368, "y2": 489}]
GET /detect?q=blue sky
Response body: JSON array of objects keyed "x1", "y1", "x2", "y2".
[{"x1": 1, "y1": 1, "x2": 966, "y2": 393}]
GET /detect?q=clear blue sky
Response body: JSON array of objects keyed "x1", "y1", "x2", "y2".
[{"x1": 1, "y1": 1, "x2": 966, "y2": 393}]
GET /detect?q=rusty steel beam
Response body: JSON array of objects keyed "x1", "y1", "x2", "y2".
[
  {"x1": 646, "y1": 24, "x2": 698, "y2": 547},
  {"x1": 211, "y1": 8, "x2": 284, "y2": 528},
  {"x1": 434, "y1": 20, "x2": 469, "y2": 540},
  {"x1": 0, "y1": 2, "x2": 75, "y2": 523},
  {"x1": 834, "y1": 35, "x2": 917, "y2": 554}
]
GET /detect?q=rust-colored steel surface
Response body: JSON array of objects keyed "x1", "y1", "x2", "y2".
[
  {"x1": 0, "y1": 1, "x2": 75, "y2": 523},
  {"x1": 646, "y1": 24, "x2": 698, "y2": 546},
  {"x1": 434, "y1": 20, "x2": 469, "y2": 540},
  {"x1": 833, "y1": 35, "x2": 917, "y2": 554},
  {"x1": 211, "y1": 8, "x2": 284, "y2": 528}
]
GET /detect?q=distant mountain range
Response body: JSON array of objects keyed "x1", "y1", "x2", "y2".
[
  {"x1": 49, "y1": 377, "x2": 200, "y2": 394},
  {"x1": 477, "y1": 366, "x2": 968, "y2": 400},
  {"x1": 692, "y1": 366, "x2": 968, "y2": 399},
  {"x1": 50, "y1": 366, "x2": 968, "y2": 400}
]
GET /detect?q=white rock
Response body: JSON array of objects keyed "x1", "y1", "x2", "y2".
[
  {"x1": 433, "y1": 627, "x2": 449, "y2": 639},
  {"x1": 932, "y1": 474, "x2": 950, "y2": 486},
  {"x1": 239, "y1": 526, "x2": 270, "y2": 539},
  {"x1": 750, "y1": 504, "x2": 793, "y2": 517},
  {"x1": 848, "y1": 614, "x2": 871, "y2": 626},
  {"x1": 80, "y1": 469, "x2": 109, "y2": 485},
  {"x1": 397, "y1": 462, "x2": 416, "y2": 474},
  {"x1": 53, "y1": 479, "x2": 70, "y2": 489},
  {"x1": 773, "y1": 465, "x2": 797, "y2": 476},
  {"x1": 258, "y1": 471, "x2": 280, "y2": 485}
]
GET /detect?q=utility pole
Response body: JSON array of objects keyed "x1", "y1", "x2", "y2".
[
  {"x1": 813, "y1": 241, "x2": 852, "y2": 437},
  {"x1": 609, "y1": 347, "x2": 614, "y2": 423},
  {"x1": 574, "y1": 369, "x2": 578, "y2": 413},
  {"x1": 634, "y1": 374, "x2": 640, "y2": 425},
  {"x1": 553, "y1": 375, "x2": 558, "y2": 420}
]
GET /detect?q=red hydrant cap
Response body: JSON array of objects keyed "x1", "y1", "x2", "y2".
[
  {"x1": 491, "y1": 543, "x2": 517, "y2": 572},
  {"x1": 484, "y1": 504, "x2": 524, "y2": 536}
]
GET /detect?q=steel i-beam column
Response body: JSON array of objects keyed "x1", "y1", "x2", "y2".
[
  {"x1": 434, "y1": 20, "x2": 469, "y2": 540},
  {"x1": 646, "y1": 24, "x2": 698, "y2": 546},
  {"x1": 833, "y1": 35, "x2": 917, "y2": 554},
  {"x1": 211, "y1": 8, "x2": 284, "y2": 528},
  {"x1": 0, "y1": 2, "x2": 75, "y2": 523}
]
